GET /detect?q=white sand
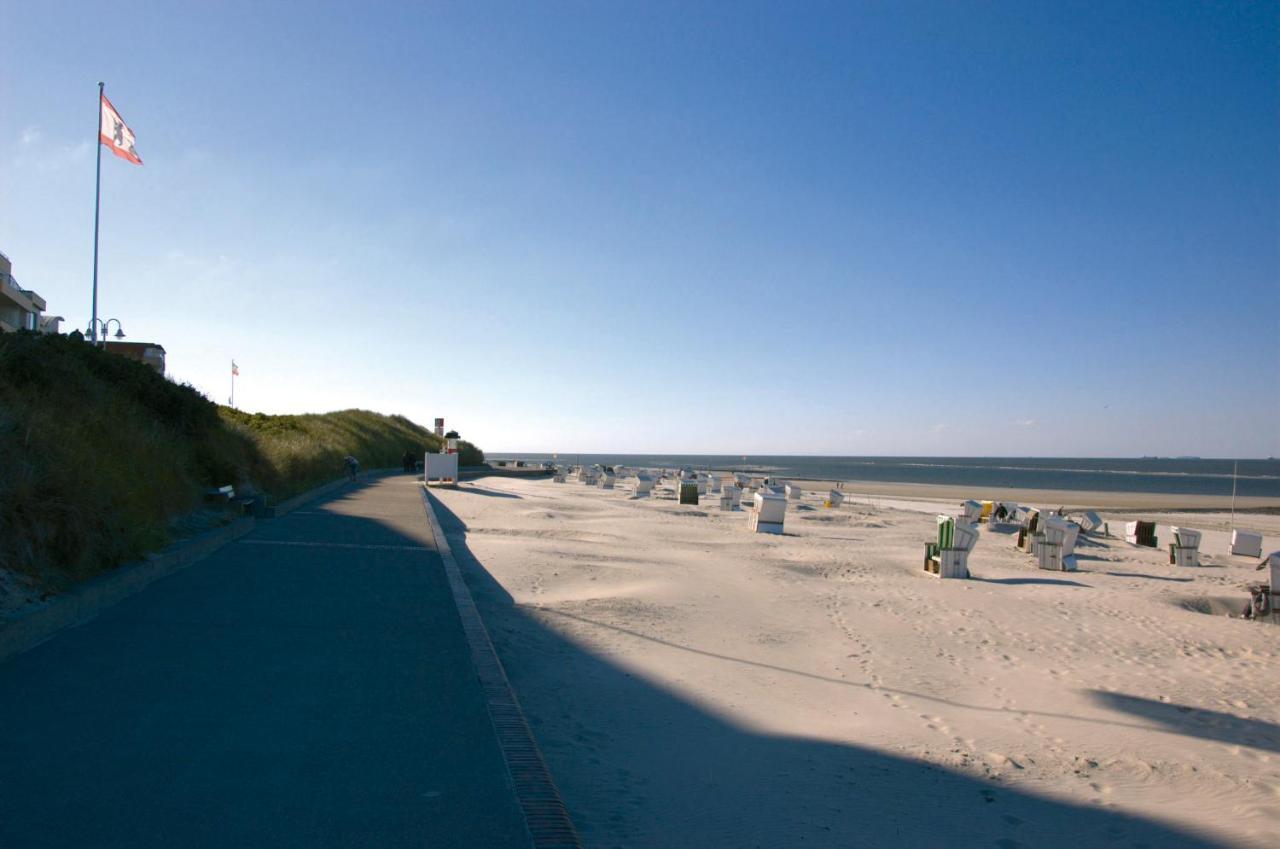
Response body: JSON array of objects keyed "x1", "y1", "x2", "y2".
[{"x1": 431, "y1": 477, "x2": 1280, "y2": 849}]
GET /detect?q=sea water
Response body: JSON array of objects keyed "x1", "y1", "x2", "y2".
[{"x1": 484, "y1": 455, "x2": 1280, "y2": 498}]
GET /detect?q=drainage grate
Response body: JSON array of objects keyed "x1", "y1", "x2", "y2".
[{"x1": 420, "y1": 489, "x2": 582, "y2": 849}]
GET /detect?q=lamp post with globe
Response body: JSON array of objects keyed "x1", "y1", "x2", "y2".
[{"x1": 86, "y1": 318, "x2": 125, "y2": 347}]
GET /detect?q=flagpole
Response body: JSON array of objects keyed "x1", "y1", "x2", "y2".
[
  {"x1": 230, "y1": 361, "x2": 235, "y2": 408},
  {"x1": 91, "y1": 82, "x2": 104, "y2": 345}
]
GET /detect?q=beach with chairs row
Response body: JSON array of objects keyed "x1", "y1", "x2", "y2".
[
  {"x1": 427, "y1": 468, "x2": 1280, "y2": 848},
  {"x1": 554, "y1": 463, "x2": 1277, "y2": 610}
]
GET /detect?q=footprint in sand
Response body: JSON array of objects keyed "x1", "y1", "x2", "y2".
[{"x1": 921, "y1": 714, "x2": 952, "y2": 734}]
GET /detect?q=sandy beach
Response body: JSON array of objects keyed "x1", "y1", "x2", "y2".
[
  {"x1": 431, "y1": 474, "x2": 1279, "y2": 848},
  {"x1": 789, "y1": 479, "x2": 1280, "y2": 514}
]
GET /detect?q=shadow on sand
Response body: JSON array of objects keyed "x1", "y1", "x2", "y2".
[
  {"x1": 1088, "y1": 691, "x2": 1280, "y2": 754},
  {"x1": 973, "y1": 576, "x2": 1091, "y2": 588},
  {"x1": 452, "y1": 482, "x2": 524, "y2": 499},
  {"x1": 427, "y1": 494, "x2": 1230, "y2": 848},
  {"x1": 1102, "y1": 571, "x2": 1194, "y2": 583}
]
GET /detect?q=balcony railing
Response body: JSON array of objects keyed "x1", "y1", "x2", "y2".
[{"x1": 0, "y1": 273, "x2": 46, "y2": 313}]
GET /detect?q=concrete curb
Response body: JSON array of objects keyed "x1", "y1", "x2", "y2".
[
  {"x1": 0, "y1": 470, "x2": 402, "y2": 664},
  {"x1": 0, "y1": 517, "x2": 256, "y2": 663},
  {"x1": 418, "y1": 487, "x2": 582, "y2": 849}
]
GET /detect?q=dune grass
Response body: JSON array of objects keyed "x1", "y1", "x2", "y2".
[
  {"x1": 220, "y1": 407, "x2": 483, "y2": 498},
  {"x1": 0, "y1": 332, "x2": 483, "y2": 591}
]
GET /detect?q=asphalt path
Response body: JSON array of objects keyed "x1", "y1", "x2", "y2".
[{"x1": 0, "y1": 474, "x2": 528, "y2": 848}]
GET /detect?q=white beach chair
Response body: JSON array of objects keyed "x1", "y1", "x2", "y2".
[
  {"x1": 824, "y1": 490, "x2": 844, "y2": 508},
  {"x1": 1124, "y1": 521, "x2": 1158, "y2": 548},
  {"x1": 708, "y1": 474, "x2": 722, "y2": 494},
  {"x1": 1079, "y1": 511, "x2": 1104, "y2": 534},
  {"x1": 1016, "y1": 508, "x2": 1041, "y2": 552},
  {"x1": 952, "y1": 522, "x2": 980, "y2": 575},
  {"x1": 634, "y1": 474, "x2": 655, "y2": 497},
  {"x1": 924, "y1": 517, "x2": 979, "y2": 579},
  {"x1": 1245, "y1": 552, "x2": 1280, "y2": 623},
  {"x1": 748, "y1": 491, "x2": 787, "y2": 534},
  {"x1": 1062, "y1": 521, "x2": 1081, "y2": 558},
  {"x1": 1231, "y1": 529, "x2": 1264, "y2": 558},
  {"x1": 1027, "y1": 512, "x2": 1065, "y2": 560},
  {"x1": 961, "y1": 500, "x2": 983, "y2": 524},
  {"x1": 1168, "y1": 527, "x2": 1202, "y2": 567},
  {"x1": 599, "y1": 471, "x2": 616, "y2": 490},
  {"x1": 786, "y1": 483, "x2": 803, "y2": 501},
  {"x1": 1037, "y1": 516, "x2": 1078, "y2": 571},
  {"x1": 719, "y1": 485, "x2": 742, "y2": 511}
]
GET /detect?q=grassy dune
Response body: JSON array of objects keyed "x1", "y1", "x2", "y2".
[
  {"x1": 0, "y1": 332, "x2": 482, "y2": 589},
  {"x1": 220, "y1": 408, "x2": 483, "y2": 497}
]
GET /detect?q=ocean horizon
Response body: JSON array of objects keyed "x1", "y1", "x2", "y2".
[{"x1": 484, "y1": 454, "x2": 1280, "y2": 498}]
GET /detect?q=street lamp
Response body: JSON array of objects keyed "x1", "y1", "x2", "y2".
[{"x1": 86, "y1": 318, "x2": 125, "y2": 346}]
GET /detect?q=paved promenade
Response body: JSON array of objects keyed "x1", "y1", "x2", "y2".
[{"x1": 0, "y1": 474, "x2": 528, "y2": 848}]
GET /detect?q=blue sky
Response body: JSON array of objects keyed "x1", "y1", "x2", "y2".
[{"x1": 2, "y1": 1, "x2": 1276, "y2": 456}]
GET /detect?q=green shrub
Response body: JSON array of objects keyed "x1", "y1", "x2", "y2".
[{"x1": 459, "y1": 441, "x2": 485, "y2": 466}]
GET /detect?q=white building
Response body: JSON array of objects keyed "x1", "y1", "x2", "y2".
[{"x1": 0, "y1": 251, "x2": 61, "y2": 334}]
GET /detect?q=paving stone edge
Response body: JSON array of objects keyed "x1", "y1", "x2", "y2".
[{"x1": 419, "y1": 486, "x2": 582, "y2": 849}]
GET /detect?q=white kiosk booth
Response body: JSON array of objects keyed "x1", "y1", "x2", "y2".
[{"x1": 424, "y1": 451, "x2": 459, "y2": 486}]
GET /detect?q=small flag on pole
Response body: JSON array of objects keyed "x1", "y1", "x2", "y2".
[
  {"x1": 100, "y1": 93, "x2": 142, "y2": 165},
  {"x1": 231, "y1": 360, "x2": 239, "y2": 376}
]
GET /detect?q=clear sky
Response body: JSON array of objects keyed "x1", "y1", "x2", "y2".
[{"x1": 2, "y1": 1, "x2": 1277, "y2": 456}]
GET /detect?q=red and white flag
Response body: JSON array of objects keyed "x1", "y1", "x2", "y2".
[
  {"x1": 231, "y1": 360, "x2": 240, "y2": 377},
  {"x1": 100, "y1": 94, "x2": 142, "y2": 165}
]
